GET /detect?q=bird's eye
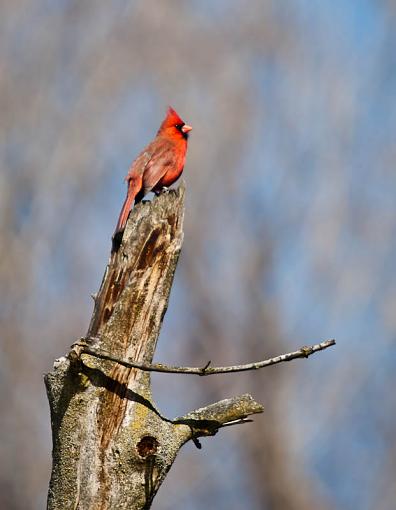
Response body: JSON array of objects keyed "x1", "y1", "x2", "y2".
[{"x1": 175, "y1": 123, "x2": 184, "y2": 131}]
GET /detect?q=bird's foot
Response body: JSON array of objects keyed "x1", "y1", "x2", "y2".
[{"x1": 154, "y1": 187, "x2": 169, "y2": 196}]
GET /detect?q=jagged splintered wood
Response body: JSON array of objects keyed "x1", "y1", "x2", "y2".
[{"x1": 45, "y1": 184, "x2": 263, "y2": 510}]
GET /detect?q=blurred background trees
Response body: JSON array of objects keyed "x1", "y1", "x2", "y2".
[{"x1": 1, "y1": 1, "x2": 395, "y2": 509}]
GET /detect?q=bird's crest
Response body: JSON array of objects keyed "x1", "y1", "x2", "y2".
[
  {"x1": 159, "y1": 107, "x2": 185, "y2": 131},
  {"x1": 166, "y1": 106, "x2": 184, "y2": 123}
]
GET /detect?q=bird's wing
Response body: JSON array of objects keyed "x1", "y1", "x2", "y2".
[
  {"x1": 125, "y1": 150, "x2": 152, "y2": 182},
  {"x1": 140, "y1": 140, "x2": 175, "y2": 194}
]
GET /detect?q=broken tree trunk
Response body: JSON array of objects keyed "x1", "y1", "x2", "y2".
[{"x1": 45, "y1": 185, "x2": 263, "y2": 510}]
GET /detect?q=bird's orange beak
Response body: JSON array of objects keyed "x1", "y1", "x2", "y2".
[{"x1": 181, "y1": 124, "x2": 192, "y2": 134}]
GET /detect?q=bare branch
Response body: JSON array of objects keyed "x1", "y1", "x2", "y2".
[
  {"x1": 173, "y1": 394, "x2": 264, "y2": 449},
  {"x1": 73, "y1": 338, "x2": 336, "y2": 376}
]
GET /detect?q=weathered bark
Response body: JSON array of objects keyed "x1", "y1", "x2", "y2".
[{"x1": 45, "y1": 185, "x2": 263, "y2": 510}]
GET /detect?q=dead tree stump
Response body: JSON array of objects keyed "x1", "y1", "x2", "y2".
[{"x1": 45, "y1": 185, "x2": 263, "y2": 509}]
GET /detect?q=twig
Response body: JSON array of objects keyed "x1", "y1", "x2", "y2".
[{"x1": 72, "y1": 338, "x2": 335, "y2": 376}]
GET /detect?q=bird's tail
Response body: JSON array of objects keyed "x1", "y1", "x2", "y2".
[
  {"x1": 112, "y1": 176, "x2": 141, "y2": 252},
  {"x1": 115, "y1": 191, "x2": 135, "y2": 234}
]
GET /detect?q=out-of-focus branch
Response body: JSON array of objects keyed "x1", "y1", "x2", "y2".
[{"x1": 72, "y1": 339, "x2": 335, "y2": 376}]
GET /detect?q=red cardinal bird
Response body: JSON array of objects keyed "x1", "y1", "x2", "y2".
[{"x1": 112, "y1": 107, "x2": 192, "y2": 250}]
